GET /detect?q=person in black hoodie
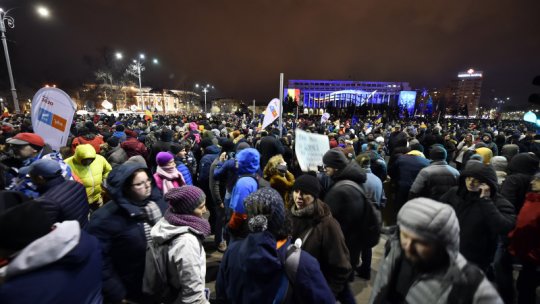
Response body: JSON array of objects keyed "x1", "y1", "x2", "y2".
[
  {"x1": 500, "y1": 152, "x2": 540, "y2": 212},
  {"x1": 439, "y1": 160, "x2": 515, "y2": 273}
]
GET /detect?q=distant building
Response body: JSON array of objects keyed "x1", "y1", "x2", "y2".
[
  {"x1": 211, "y1": 98, "x2": 244, "y2": 113},
  {"x1": 445, "y1": 69, "x2": 483, "y2": 116},
  {"x1": 285, "y1": 79, "x2": 411, "y2": 109}
]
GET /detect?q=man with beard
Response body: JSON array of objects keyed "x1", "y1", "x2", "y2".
[{"x1": 369, "y1": 198, "x2": 503, "y2": 304}]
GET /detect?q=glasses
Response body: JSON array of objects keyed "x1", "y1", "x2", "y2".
[{"x1": 131, "y1": 179, "x2": 152, "y2": 188}]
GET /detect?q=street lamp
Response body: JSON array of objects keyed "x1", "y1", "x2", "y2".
[
  {"x1": 122, "y1": 53, "x2": 158, "y2": 111},
  {"x1": 195, "y1": 83, "x2": 214, "y2": 113},
  {"x1": 0, "y1": 6, "x2": 49, "y2": 113}
]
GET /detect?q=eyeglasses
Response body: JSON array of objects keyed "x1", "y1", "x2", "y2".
[{"x1": 131, "y1": 179, "x2": 152, "y2": 188}]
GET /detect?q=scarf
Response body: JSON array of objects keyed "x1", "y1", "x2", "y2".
[
  {"x1": 156, "y1": 165, "x2": 185, "y2": 194},
  {"x1": 141, "y1": 200, "x2": 163, "y2": 243},
  {"x1": 290, "y1": 202, "x2": 316, "y2": 218},
  {"x1": 164, "y1": 210, "x2": 211, "y2": 237}
]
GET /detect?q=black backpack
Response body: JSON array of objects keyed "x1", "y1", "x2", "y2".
[{"x1": 334, "y1": 180, "x2": 382, "y2": 248}]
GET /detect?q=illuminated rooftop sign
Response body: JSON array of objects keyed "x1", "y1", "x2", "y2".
[{"x1": 458, "y1": 69, "x2": 483, "y2": 78}]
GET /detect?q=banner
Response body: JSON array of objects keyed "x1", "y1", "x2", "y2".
[
  {"x1": 31, "y1": 87, "x2": 76, "y2": 151},
  {"x1": 294, "y1": 128, "x2": 330, "y2": 172},
  {"x1": 261, "y1": 98, "x2": 281, "y2": 129},
  {"x1": 320, "y1": 112, "x2": 330, "y2": 124}
]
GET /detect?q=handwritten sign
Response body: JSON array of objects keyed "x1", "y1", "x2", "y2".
[{"x1": 294, "y1": 128, "x2": 330, "y2": 172}]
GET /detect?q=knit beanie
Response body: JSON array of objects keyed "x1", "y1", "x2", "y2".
[
  {"x1": 244, "y1": 187, "x2": 287, "y2": 238},
  {"x1": 429, "y1": 145, "x2": 447, "y2": 161},
  {"x1": 156, "y1": 152, "x2": 174, "y2": 166},
  {"x1": 398, "y1": 198, "x2": 460, "y2": 255},
  {"x1": 0, "y1": 200, "x2": 53, "y2": 251},
  {"x1": 107, "y1": 136, "x2": 120, "y2": 147},
  {"x1": 292, "y1": 175, "x2": 321, "y2": 198},
  {"x1": 491, "y1": 156, "x2": 508, "y2": 172},
  {"x1": 323, "y1": 149, "x2": 349, "y2": 170},
  {"x1": 165, "y1": 186, "x2": 206, "y2": 214}
]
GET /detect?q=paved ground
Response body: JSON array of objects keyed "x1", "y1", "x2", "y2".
[{"x1": 203, "y1": 235, "x2": 388, "y2": 303}]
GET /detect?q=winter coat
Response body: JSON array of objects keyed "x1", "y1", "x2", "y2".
[
  {"x1": 268, "y1": 171, "x2": 295, "y2": 200},
  {"x1": 121, "y1": 137, "x2": 148, "y2": 159},
  {"x1": 145, "y1": 218, "x2": 208, "y2": 304},
  {"x1": 290, "y1": 200, "x2": 352, "y2": 295},
  {"x1": 439, "y1": 161, "x2": 516, "y2": 272},
  {"x1": 500, "y1": 152, "x2": 539, "y2": 212},
  {"x1": 409, "y1": 160, "x2": 460, "y2": 201},
  {"x1": 501, "y1": 144, "x2": 519, "y2": 162},
  {"x1": 148, "y1": 140, "x2": 174, "y2": 169},
  {"x1": 370, "y1": 235, "x2": 503, "y2": 304},
  {"x1": 176, "y1": 162, "x2": 193, "y2": 186},
  {"x1": 229, "y1": 148, "x2": 260, "y2": 214},
  {"x1": 112, "y1": 130, "x2": 127, "y2": 143},
  {"x1": 72, "y1": 134, "x2": 105, "y2": 154},
  {"x1": 37, "y1": 175, "x2": 90, "y2": 229},
  {"x1": 389, "y1": 153, "x2": 430, "y2": 191},
  {"x1": 215, "y1": 231, "x2": 335, "y2": 304},
  {"x1": 508, "y1": 192, "x2": 540, "y2": 265},
  {"x1": 87, "y1": 163, "x2": 167, "y2": 303},
  {"x1": 198, "y1": 145, "x2": 221, "y2": 185},
  {"x1": 0, "y1": 221, "x2": 102, "y2": 304},
  {"x1": 324, "y1": 161, "x2": 369, "y2": 253},
  {"x1": 65, "y1": 144, "x2": 112, "y2": 205},
  {"x1": 213, "y1": 158, "x2": 238, "y2": 193},
  {"x1": 105, "y1": 146, "x2": 128, "y2": 168}
]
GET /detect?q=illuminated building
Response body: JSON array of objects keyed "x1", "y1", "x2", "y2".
[
  {"x1": 285, "y1": 79, "x2": 411, "y2": 109},
  {"x1": 446, "y1": 69, "x2": 483, "y2": 116}
]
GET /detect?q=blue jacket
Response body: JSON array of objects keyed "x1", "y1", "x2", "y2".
[
  {"x1": 87, "y1": 163, "x2": 166, "y2": 303},
  {"x1": 0, "y1": 222, "x2": 102, "y2": 304},
  {"x1": 112, "y1": 131, "x2": 127, "y2": 143},
  {"x1": 176, "y1": 162, "x2": 193, "y2": 185},
  {"x1": 389, "y1": 153, "x2": 430, "y2": 190},
  {"x1": 198, "y1": 145, "x2": 221, "y2": 184},
  {"x1": 38, "y1": 175, "x2": 90, "y2": 229},
  {"x1": 215, "y1": 231, "x2": 335, "y2": 304},
  {"x1": 229, "y1": 148, "x2": 260, "y2": 214}
]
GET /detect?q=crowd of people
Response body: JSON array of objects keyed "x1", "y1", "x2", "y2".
[{"x1": 0, "y1": 111, "x2": 539, "y2": 304}]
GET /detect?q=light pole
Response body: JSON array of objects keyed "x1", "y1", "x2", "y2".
[
  {"x1": 0, "y1": 8, "x2": 19, "y2": 113},
  {"x1": 195, "y1": 83, "x2": 214, "y2": 113},
  {"x1": 123, "y1": 53, "x2": 158, "y2": 111}
]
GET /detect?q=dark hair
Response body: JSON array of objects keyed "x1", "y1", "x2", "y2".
[{"x1": 122, "y1": 168, "x2": 149, "y2": 195}]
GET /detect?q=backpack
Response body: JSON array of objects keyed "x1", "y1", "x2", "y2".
[
  {"x1": 447, "y1": 262, "x2": 485, "y2": 304},
  {"x1": 333, "y1": 180, "x2": 382, "y2": 248},
  {"x1": 273, "y1": 238, "x2": 303, "y2": 304}
]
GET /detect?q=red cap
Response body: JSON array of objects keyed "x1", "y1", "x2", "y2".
[{"x1": 6, "y1": 133, "x2": 45, "y2": 147}]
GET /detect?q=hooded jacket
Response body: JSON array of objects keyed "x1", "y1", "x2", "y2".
[
  {"x1": 370, "y1": 199, "x2": 503, "y2": 304},
  {"x1": 121, "y1": 136, "x2": 148, "y2": 159},
  {"x1": 198, "y1": 145, "x2": 221, "y2": 184},
  {"x1": 500, "y1": 152, "x2": 540, "y2": 212},
  {"x1": 144, "y1": 218, "x2": 208, "y2": 304},
  {"x1": 439, "y1": 161, "x2": 516, "y2": 271},
  {"x1": 508, "y1": 192, "x2": 540, "y2": 265},
  {"x1": 290, "y1": 200, "x2": 352, "y2": 295},
  {"x1": 229, "y1": 148, "x2": 260, "y2": 214},
  {"x1": 409, "y1": 160, "x2": 460, "y2": 201},
  {"x1": 105, "y1": 145, "x2": 128, "y2": 168},
  {"x1": 65, "y1": 144, "x2": 112, "y2": 204},
  {"x1": 87, "y1": 163, "x2": 167, "y2": 303},
  {"x1": 0, "y1": 221, "x2": 102, "y2": 304},
  {"x1": 481, "y1": 133, "x2": 498, "y2": 156},
  {"x1": 215, "y1": 231, "x2": 335, "y2": 304},
  {"x1": 72, "y1": 133, "x2": 105, "y2": 154}
]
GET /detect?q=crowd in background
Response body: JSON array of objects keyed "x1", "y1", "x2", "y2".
[{"x1": 0, "y1": 111, "x2": 540, "y2": 304}]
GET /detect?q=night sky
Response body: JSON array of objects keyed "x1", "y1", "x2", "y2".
[{"x1": 1, "y1": 0, "x2": 540, "y2": 108}]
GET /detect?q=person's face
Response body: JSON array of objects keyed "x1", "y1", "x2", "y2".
[
  {"x1": 129, "y1": 171, "x2": 152, "y2": 201},
  {"x1": 81, "y1": 158, "x2": 94, "y2": 166},
  {"x1": 482, "y1": 136, "x2": 490, "y2": 142},
  {"x1": 466, "y1": 134, "x2": 472, "y2": 142},
  {"x1": 400, "y1": 227, "x2": 438, "y2": 265},
  {"x1": 325, "y1": 165, "x2": 337, "y2": 177},
  {"x1": 293, "y1": 189, "x2": 315, "y2": 210},
  {"x1": 178, "y1": 148, "x2": 187, "y2": 159},
  {"x1": 164, "y1": 159, "x2": 176, "y2": 167},
  {"x1": 465, "y1": 176, "x2": 481, "y2": 192},
  {"x1": 12, "y1": 144, "x2": 37, "y2": 159},
  {"x1": 192, "y1": 200, "x2": 207, "y2": 218},
  {"x1": 531, "y1": 178, "x2": 540, "y2": 192}
]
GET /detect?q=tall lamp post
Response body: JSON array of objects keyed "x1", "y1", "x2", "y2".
[
  {"x1": 0, "y1": 6, "x2": 49, "y2": 113},
  {"x1": 123, "y1": 52, "x2": 158, "y2": 111},
  {"x1": 195, "y1": 83, "x2": 214, "y2": 113},
  {"x1": 0, "y1": 8, "x2": 19, "y2": 113}
]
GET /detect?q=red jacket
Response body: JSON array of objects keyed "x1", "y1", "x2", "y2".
[
  {"x1": 121, "y1": 137, "x2": 148, "y2": 158},
  {"x1": 508, "y1": 192, "x2": 540, "y2": 265},
  {"x1": 72, "y1": 135, "x2": 104, "y2": 154}
]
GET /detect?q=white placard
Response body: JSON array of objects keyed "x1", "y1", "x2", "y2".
[
  {"x1": 31, "y1": 87, "x2": 76, "y2": 151},
  {"x1": 321, "y1": 112, "x2": 330, "y2": 124},
  {"x1": 294, "y1": 128, "x2": 330, "y2": 172}
]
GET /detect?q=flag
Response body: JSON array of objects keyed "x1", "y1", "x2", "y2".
[
  {"x1": 425, "y1": 96, "x2": 433, "y2": 116},
  {"x1": 374, "y1": 113, "x2": 382, "y2": 124},
  {"x1": 321, "y1": 112, "x2": 330, "y2": 124},
  {"x1": 261, "y1": 98, "x2": 281, "y2": 129},
  {"x1": 144, "y1": 110, "x2": 153, "y2": 121}
]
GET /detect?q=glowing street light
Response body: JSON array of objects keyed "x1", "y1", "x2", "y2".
[
  {"x1": 122, "y1": 52, "x2": 159, "y2": 110},
  {"x1": 36, "y1": 6, "x2": 50, "y2": 18},
  {"x1": 195, "y1": 83, "x2": 214, "y2": 113}
]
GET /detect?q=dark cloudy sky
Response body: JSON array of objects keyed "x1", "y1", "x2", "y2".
[{"x1": 1, "y1": 0, "x2": 540, "y2": 108}]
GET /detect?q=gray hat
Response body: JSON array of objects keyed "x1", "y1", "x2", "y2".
[{"x1": 398, "y1": 198, "x2": 460, "y2": 257}]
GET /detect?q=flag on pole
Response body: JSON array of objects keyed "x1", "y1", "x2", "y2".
[
  {"x1": 144, "y1": 110, "x2": 153, "y2": 121},
  {"x1": 374, "y1": 113, "x2": 383, "y2": 124},
  {"x1": 261, "y1": 98, "x2": 281, "y2": 129}
]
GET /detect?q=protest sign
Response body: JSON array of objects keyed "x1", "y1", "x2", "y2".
[
  {"x1": 261, "y1": 98, "x2": 280, "y2": 129},
  {"x1": 321, "y1": 112, "x2": 330, "y2": 124},
  {"x1": 31, "y1": 87, "x2": 76, "y2": 151},
  {"x1": 294, "y1": 128, "x2": 330, "y2": 172}
]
